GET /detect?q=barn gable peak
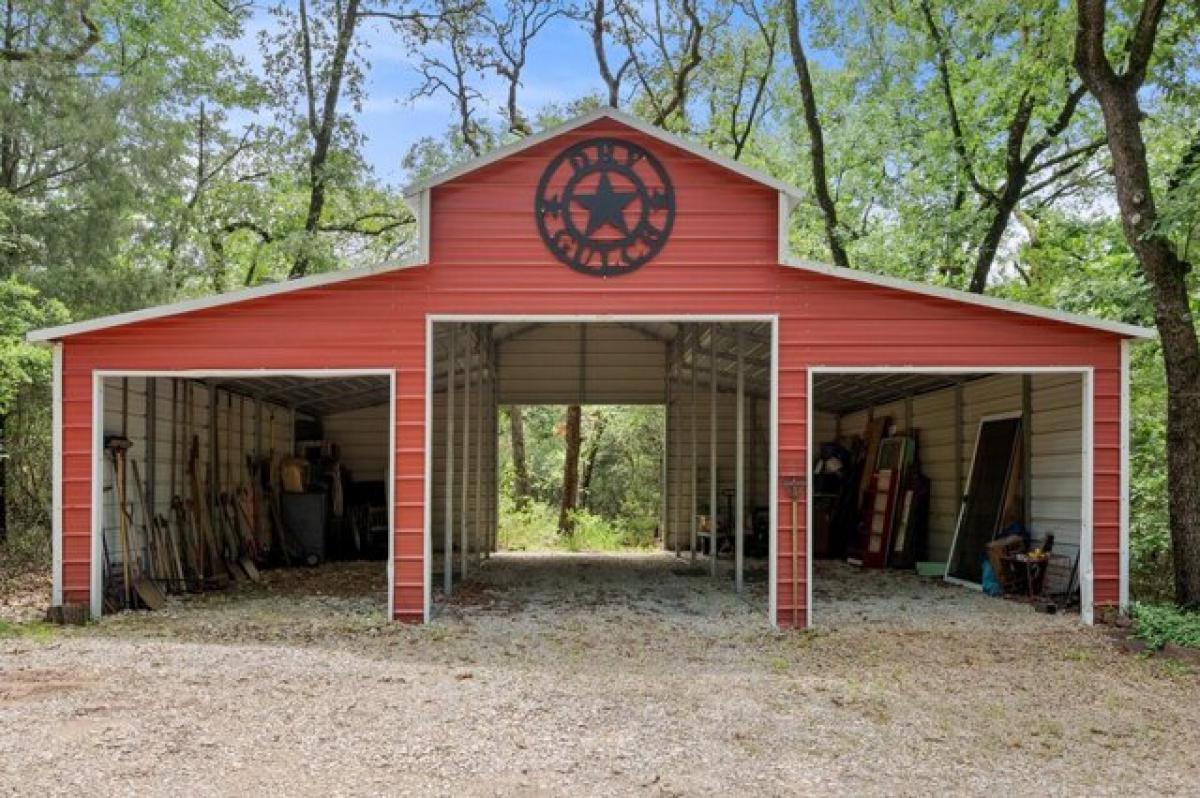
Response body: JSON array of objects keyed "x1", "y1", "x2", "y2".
[{"x1": 402, "y1": 107, "x2": 805, "y2": 204}]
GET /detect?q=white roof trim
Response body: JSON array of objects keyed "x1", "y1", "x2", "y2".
[
  {"x1": 403, "y1": 106, "x2": 806, "y2": 202},
  {"x1": 28, "y1": 256, "x2": 426, "y2": 342},
  {"x1": 781, "y1": 256, "x2": 1155, "y2": 340}
]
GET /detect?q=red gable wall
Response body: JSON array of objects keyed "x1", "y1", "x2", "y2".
[{"x1": 56, "y1": 117, "x2": 1126, "y2": 626}]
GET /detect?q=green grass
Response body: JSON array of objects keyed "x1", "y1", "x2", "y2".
[
  {"x1": 498, "y1": 497, "x2": 658, "y2": 552},
  {"x1": 1130, "y1": 602, "x2": 1200, "y2": 649},
  {"x1": 0, "y1": 620, "x2": 56, "y2": 641}
]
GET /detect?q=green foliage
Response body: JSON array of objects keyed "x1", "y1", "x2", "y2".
[
  {"x1": 1129, "y1": 344, "x2": 1174, "y2": 603},
  {"x1": 497, "y1": 495, "x2": 657, "y2": 552},
  {"x1": 497, "y1": 405, "x2": 664, "y2": 549},
  {"x1": 563, "y1": 509, "x2": 657, "y2": 551},
  {"x1": 0, "y1": 278, "x2": 68, "y2": 413},
  {"x1": 496, "y1": 494, "x2": 561, "y2": 551},
  {"x1": 1131, "y1": 603, "x2": 1200, "y2": 650}
]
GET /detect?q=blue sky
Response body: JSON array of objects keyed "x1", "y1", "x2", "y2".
[{"x1": 233, "y1": 3, "x2": 603, "y2": 188}]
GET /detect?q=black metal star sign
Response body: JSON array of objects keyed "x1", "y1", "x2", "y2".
[
  {"x1": 576, "y1": 173, "x2": 637, "y2": 236},
  {"x1": 535, "y1": 138, "x2": 676, "y2": 277}
]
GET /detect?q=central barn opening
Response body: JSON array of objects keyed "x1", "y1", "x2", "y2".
[{"x1": 430, "y1": 320, "x2": 773, "y2": 618}]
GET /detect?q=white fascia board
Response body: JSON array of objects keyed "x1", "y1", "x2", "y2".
[
  {"x1": 780, "y1": 255, "x2": 1156, "y2": 341},
  {"x1": 28, "y1": 257, "x2": 426, "y2": 343},
  {"x1": 403, "y1": 107, "x2": 806, "y2": 203}
]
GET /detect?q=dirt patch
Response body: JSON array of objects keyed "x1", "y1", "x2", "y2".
[
  {"x1": 0, "y1": 668, "x2": 92, "y2": 704},
  {"x1": 0, "y1": 565, "x2": 51, "y2": 624},
  {"x1": 1, "y1": 553, "x2": 1197, "y2": 795}
]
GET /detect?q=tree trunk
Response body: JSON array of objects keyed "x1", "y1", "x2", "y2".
[
  {"x1": 1075, "y1": 0, "x2": 1200, "y2": 607},
  {"x1": 785, "y1": 0, "x2": 849, "y2": 269},
  {"x1": 291, "y1": 0, "x2": 361, "y2": 279},
  {"x1": 558, "y1": 405, "x2": 582, "y2": 535},
  {"x1": 579, "y1": 410, "x2": 608, "y2": 511},
  {"x1": 968, "y1": 184, "x2": 1023, "y2": 293},
  {"x1": 509, "y1": 406, "x2": 531, "y2": 506}
]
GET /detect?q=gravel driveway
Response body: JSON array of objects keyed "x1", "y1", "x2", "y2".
[{"x1": 2, "y1": 553, "x2": 1198, "y2": 796}]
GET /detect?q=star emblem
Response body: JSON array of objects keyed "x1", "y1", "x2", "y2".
[
  {"x1": 535, "y1": 137, "x2": 675, "y2": 277},
  {"x1": 574, "y1": 173, "x2": 637, "y2": 236}
]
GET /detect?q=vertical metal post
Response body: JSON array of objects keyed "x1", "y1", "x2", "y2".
[
  {"x1": 461, "y1": 328, "x2": 472, "y2": 579},
  {"x1": 491, "y1": 336, "x2": 500, "y2": 555},
  {"x1": 146, "y1": 378, "x2": 157, "y2": 514},
  {"x1": 689, "y1": 325, "x2": 698, "y2": 564},
  {"x1": 671, "y1": 339, "x2": 681, "y2": 557},
  {"x1": 954, "y1": 380, "x2": 964, "y2": 506},
  {"x1": 709, "y1": 322, "x2": 718, "y2": 577},
  {"x1": 1022, "y1": 374, "x2": 1033, "y2": 526},
  {"x1": 208, "y1": 382, "x2": 218, "y2": 533},
  {"x1": 661, "y1": 340, "x2": 670, "y2": 551},
  {"x1": 474, "y1": 326, "x2": 485, "y2": 567},
  {"x1": 444, "y1": 325, "x2": 456, "y2": 596},
  {"x1": 735, "y1": 327, "x2": 745, "y2": 592}
]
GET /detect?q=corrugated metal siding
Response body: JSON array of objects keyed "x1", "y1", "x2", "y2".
[
  {"x1": 497, "y1": 323, "x2": 668, "y2": 405},
  {"x1": 323, "y1": 404, "x2": 390, "y2": 481},
  {"x1": 57, "y1": 117, "x2": 1127, "y2": 625}
]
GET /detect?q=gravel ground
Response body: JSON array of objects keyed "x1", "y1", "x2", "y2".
[{"x1": 2, "y1": 552, "x2": 1198, "y2": 796}]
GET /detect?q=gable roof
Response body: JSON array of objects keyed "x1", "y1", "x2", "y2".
[
  {"x1": 403, "y1": 106, "x2": 806, "y2": 202},
  {"x1": 27, "y1": 109, "x2": 1154, "y2": 343}
]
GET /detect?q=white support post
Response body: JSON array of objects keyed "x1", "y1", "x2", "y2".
[
  {"x1": 670, "y1": 341, "x2": 681, "y2": 557},
  {"x1": 474, "y1": 325, "x2": 484, "y2": 567},
  {"x1": 461, "y1": 328, "x2": 472, "y2": 579},
  {"x1": 689, "y1": 325, "x2": 698, "y2": 564},
  {"x1": 51, "y1": 344, "x2": 63, "y2": 606},
  {"x1": 709, "y1": 322, "x2": 718, "y2": 577},
  {"x1": 444, "y1": 324, "x2": 456, "y2": 596},
  {"x1": 1119, "y1": 341, "x2": 1131, "y2": 612},
  {"x1": 661, "y1": 341, "x2": 670, "y2": 551},
  {"x1": 491, "y1": 338, "x2": 500, "y2": 556},
  {"x1": 735, "y1": 327, "x2": 745, "y2": 593}
]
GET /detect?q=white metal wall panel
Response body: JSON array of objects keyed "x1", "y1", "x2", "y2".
[
  {"x1": 497, "y1": 324, "x2": 668, "y2": 405},
  {"x1": 324, "y1": 404, "x2": 390, "y2": 481},
  {"x1": 1030, "y1": 373, "x2": 1084, "y2": 549}
]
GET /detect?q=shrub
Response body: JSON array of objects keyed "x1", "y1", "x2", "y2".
[
  {"x1": 497, "y1": 496, "x2": 659, "y2": 552},
  {"x1": 496, "y1": 495, "x2": 560, "y2": 551},
  {"x1": 1130, "y1": 603, "x2": 1200, "y2": 650}
]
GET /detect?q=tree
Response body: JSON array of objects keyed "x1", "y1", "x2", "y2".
[
  {"x1": 578, "y1": 0, "x2": 713, "y2": 128},
  {"x1": 1074, "y1": 0, "x2": 1200, "y2": 607},
  {"x1": 508, "y1": 406, "x2": 532, "y2": 506},
  {"x1": 698, "y1": 0, "x2": 777, "y2": 159},
  {"x1": 916, "y1": 1, "x2": 1103, "y2": 292},
  {"x1": 262, "y1": 0, "x2": 424, "y2": 279},
  {"x1": 558, "y1": 405, "x2": 582, "y2": 534},
  {"x1": 0, "y1": 278, "x2": 68, "y2": 541},
  {"x1": 784, "y1": 0, "x2": 848, "y2": 267},
  {"x1": 579, "y1": 408, "x2": 609, "y2": 510},
  {"x1": 480, "y1": 0, "x2": 564, "y2": 136}
]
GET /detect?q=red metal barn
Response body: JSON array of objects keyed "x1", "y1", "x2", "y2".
[{"x1": 30, "y1": 109, "x2": 1151, "y2": 628}]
